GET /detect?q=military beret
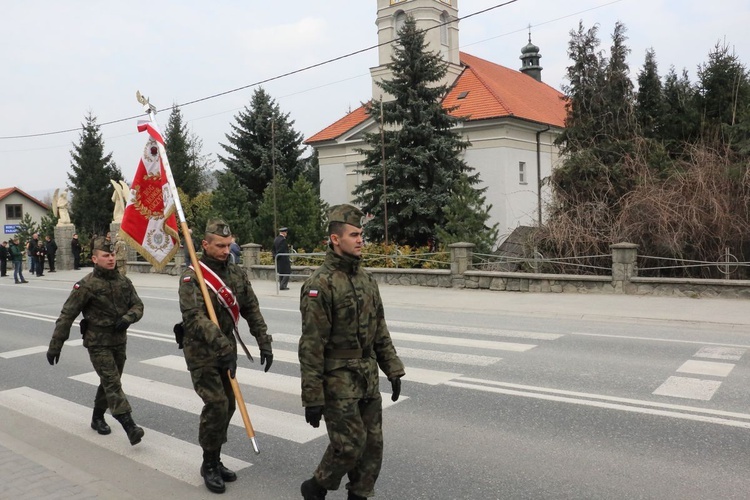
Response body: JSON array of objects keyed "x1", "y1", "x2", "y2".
[
  {"x1": 92, "y1": 237, "x2": 115, "y2": 254},
  {"x1": 327, "y1": 204, "x2": 365, "y2": 228},
  {"x1": 205, "y1": 219, "x2": 232, "y2": 237}
]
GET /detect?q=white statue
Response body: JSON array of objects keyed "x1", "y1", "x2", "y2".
[
  {"x1": 110, "y1": 179, "x2": 130, "y2": 223},
  {"x1": 53, "y1": 188, "x2": 71, "y2": 226}
]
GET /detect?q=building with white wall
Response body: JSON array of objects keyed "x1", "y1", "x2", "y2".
[{"x1": 0, "y1": 187, "x2": 49, "y2": 239}]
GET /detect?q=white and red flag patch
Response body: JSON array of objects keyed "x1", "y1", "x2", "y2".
[
  {"x1": 119, "y1": 121, "x2": 179, "y2": 272},
  {"x1": 308, "y1": 289, "x2": 319, "y2": 298}
]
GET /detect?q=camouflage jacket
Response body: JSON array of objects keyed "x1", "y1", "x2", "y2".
[
  {"x1": 299, "y1": 248, "x2": 405, "y2": 407},
  {"x1": 49, "y1": 266, "x2": 143, "y2": 352},
  {"x1": 179, "y1": 254, "x2": 271, "y2": 371}
]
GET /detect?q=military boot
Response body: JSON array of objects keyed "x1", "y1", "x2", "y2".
[
  {"x1": 90, "y1": 408, "x2": 111, "y2": 435},
  {"x1": 216, "y1": 448, "x2": 237, "y2": 482},
  {"x1": 200, "y1": 449, "x2": 226, "y2": 494},
  {"x1": 300, "y1": 477, "x2": 327, "y2": 499},
  {"x1": 347, "y1": 492, "x2": 367, "y2": 500},
  {"x1": 114, "y1": 412, "x2": 144, "y2": 445}
]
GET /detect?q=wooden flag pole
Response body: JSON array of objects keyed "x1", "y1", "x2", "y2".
[{"x1": 136, "y1": 91, "x2": 260, "y2": 454}]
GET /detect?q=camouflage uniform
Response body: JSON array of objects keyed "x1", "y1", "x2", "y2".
[
  {"x1": 299, "y1": 205, "x2": 405, "y2": 498},
  {"x1": 48, "y1": 242, "x2": 143, "y2": 417},
  {"x1": 114, "y1": 239, "x2": 128, "y2": 276},
  {"x1": 178, "y1": 224, "x2": 272, "y2": 453}
]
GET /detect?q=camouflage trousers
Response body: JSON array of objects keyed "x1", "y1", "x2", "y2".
[
  {"x1": 190, "y1": 366, "x2": 235, "y2": 451},
  {"x1": 314, "y1": 394, "x2": 383, "y2": 498},
  {"x1": 88, "y1": 344, "x2": 131, "y2": 416},
  {"x1": 117, "y1": 260, "x2": 127, "y2": 276}
]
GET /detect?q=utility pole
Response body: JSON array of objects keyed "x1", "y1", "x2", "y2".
[{"x1": 380, "y1": 98, "x2": 388, "y2": 246}]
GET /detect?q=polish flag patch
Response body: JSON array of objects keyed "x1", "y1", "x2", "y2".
[
  {"x1": 73, "y1": 282, "x2": 81, "y2": 290},
  {"x1": 308, "y1": 289, "x2": 319, "y2": 298},
  {"x1": 182, "y1": 276, "x2": 191, "y2": 283}
]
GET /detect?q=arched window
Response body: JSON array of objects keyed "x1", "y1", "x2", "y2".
[
  {"x1": 440, "y1": 12, "x2": 449, "y2": 46},
  {"x1": 395, "y1": 11, "x2": 406, "y2": 34}
]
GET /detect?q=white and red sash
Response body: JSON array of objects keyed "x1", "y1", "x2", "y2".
[{"x1": 191, "y1": 262, "x2": 240, "y2": 326}]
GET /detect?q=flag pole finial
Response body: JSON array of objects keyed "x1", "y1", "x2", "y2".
[{"x1": 136, "y1": 90, "x2": 157, "y2": 114}]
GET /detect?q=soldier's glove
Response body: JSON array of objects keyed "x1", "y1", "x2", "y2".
[
  {"x1": 218, "y1": 352, "x2": 237, "y2": 379},
  {"x1": 305, "y1": 406, "x2": 324, "y2": 428},
  {"x1": 260, "y1": 349, "x2": 273, "y2": 372},
  {"x1": 114, "y1": 317, "x2": 131, "y2": 333},
  {"x1": 46, "y1": 350, "x2": 60, "y2": 366},
  {"x1": 390, "y1": 377, "x2": 402, "y2": 402}
]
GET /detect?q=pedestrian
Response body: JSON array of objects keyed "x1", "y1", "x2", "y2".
[
  {"x1": 45, "y1": 235, "x2": 58, "y2": 272},
  {"x1": 114, "y1": 237, "x2": 128, "y2": 276},
  {"x1": 229, "y1": 236, "x2": 241, "y2": 264},
  {"x1": 71, "y1": 233, "x2": 82, "y2": 270},
  {"x1": 27, "y1": 233, "x2": 39, "y2": 274},
  {"x1": 35, "y1": 239, "x2": 46, "y2": 276},
  {"x1": 0, "y1": 240, "x2": 8, "y2": 277},
  {"x1": 272, "y1": 227, "x2": 291, "y2": 290},
  {"x1": 182, "y1": 228, "x2": 195, "y2": 268},
  {"x1": 299, "y1": 204, "x2": 405, "y2": 500},
  {"x1": 9, "y1": 237, "x2": 27, "y2": 284},
  {"x1": 46, "y1": 237, "x2": 145, "y2": 446},
  {"x1": 177, "y1": 219, "x2": 274, "y2": 494}
]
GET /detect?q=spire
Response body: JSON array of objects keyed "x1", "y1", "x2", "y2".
[{"x1": 519, "y1": 28, "x2": 543, "y2": 82}]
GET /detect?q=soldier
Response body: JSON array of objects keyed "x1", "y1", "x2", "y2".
[
  {"x1": 114, "y1": 237, "x2": 128, "y2": 276},
  {"x1": 178, "y1": 219, "x2": 274, "y2": 494},
  {"x1": 46, "y1": 237, "x2": 145, "y2": 445},
  {"x1": 299, "y1": 204, "x2": 405, "y2": 500}
]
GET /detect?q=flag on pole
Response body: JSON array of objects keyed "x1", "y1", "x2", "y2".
[{"x1": 118, "y1": 121, "x2": 179, "y2": 271}]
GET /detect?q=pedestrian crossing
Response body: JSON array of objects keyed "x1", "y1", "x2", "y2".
[{"x1": 0, "y1": 320, "x2": 560, "y2": 488}]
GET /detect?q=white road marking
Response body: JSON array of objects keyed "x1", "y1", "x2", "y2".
[
  {"x1": 676, "y1": 360, "x2": 735, "y2": 377},
  {"x1": 1, "y1": 339, "x2": 83, "y2": 359},
  {"x1": 0, "y1": 386, "x2": 250, "y2": 487},
  {"x1": 652, "y1": 376, "x2": 722, "y2": 401},
  {"x1": 694, "y1": 346, "x2": 746, "y2": 361},
  {"x1": 387, "y1": 320, "x2": 563, "y2": 340},
  {"x1": 570, "y1": 331, "x2": 750, "y2": 349}
]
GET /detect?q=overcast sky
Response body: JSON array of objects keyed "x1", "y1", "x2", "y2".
[{"x1": 1, "y1": 0, "x2": 748, "y2": 200}]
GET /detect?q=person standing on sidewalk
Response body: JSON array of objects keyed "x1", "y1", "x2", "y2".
[
  {"x1": 0, "y1": 240, "x2": 8, "y2": 277},
  {"x1": 35, "y1": 239, "x2": 46, "y2": 276},
  {"x1": 299, "y1": 204, "x2": 405, "y2": 500},
  {"x1": 9, "y1": 237, "x2": 28, "y2": 284},
  {"x1": 27, "y1": 233, "x2": 39, "y2": 274},
  {"x1": 46, "y1": 237, "x2": 145, "y2": 446},
  {"x1": 178, "y1": 219, "x2": 274, "y2": 494},
  {"x1": 71, "y1": 233, "x2": 82, "y2": 270},
  {"x1": 272, "y1": 227, "x2": 291, "y2": 290},
  {"x1": 45, "y1": 235, "x2": 58, "y2": 272}
]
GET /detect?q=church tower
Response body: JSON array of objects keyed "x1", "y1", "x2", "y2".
[
  {"x1": 370, "y1": 0, "x2": 463, "y2": 101},
  {"x1": 519, "y1": 32, "x2": 543, "y2": 82}
]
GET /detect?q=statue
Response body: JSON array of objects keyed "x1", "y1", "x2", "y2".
[
  {"x1": 110, "y1": 179, "x2": 130, "y2": 223},
  {"x1": 53, "y1": 188, "x2": 71, "y2": 226}
]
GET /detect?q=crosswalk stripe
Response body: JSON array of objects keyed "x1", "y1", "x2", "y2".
[
  {"x1": 388, "y1": 320, "x2": 563, "y2": 340},
  {"x1": 70, "y1": 369, "x2": 329, "y2": 444},
  {"x1": 0, "y1": 386, "x2": 251, "y2": 487},
  {"x1": 0, "y1": 340, "x2": 83, "y2": 359}
]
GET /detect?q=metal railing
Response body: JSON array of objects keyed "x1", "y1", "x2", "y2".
[{"x1": 472, "y1": 251, "x2": 611, "y2": 275}]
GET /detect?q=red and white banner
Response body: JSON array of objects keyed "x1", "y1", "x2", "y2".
[{"x1": 119, "y1": 121, "x2": 179, "y2": 271}]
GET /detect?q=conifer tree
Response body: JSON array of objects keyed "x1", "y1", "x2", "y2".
[
  {"x1": 636, "y1": 48, "x2": 665, "y2": 138},
  {"x1": 437, "y1": 175, "x2": 498, "y2": 253},
  {"x1": 67, "y1": 112, "x2": 122, "y2": 235},
  {"x1": 164, "y1": 105, "x2": 209, "y2": 198},
  {"x1": 354, "y1": 16, "x2": 482, "y2": 247},
  {"x1": 661, "y1": 67, "x2": 700, "y2": 154},
  {"x1": 219, "y1": 88, "x2": 304, "y2": 217},
  {"x1": 211, "y1": 171, "x2": 252, "y2": 244}
]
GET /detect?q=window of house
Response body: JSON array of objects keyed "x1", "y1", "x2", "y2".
[
  {"x1": 6, "y1": 204, "x2": 22, "y2": 220},
  {"x1": 519, "y1": 162, "x2": 527, "y2": 184}
]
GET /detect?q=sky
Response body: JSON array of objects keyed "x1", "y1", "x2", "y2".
[{"x1": 1, "y1": 0, "x2": 748, "y2": 201}]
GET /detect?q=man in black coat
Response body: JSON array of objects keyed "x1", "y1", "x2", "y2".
[
  {"x1": 0, "y1": 241, "x2": 8, "y2": 277},
  {"x1": 45, "y1": 235, "x2": 58, "y2": 272},
  {"x1": 272, "y1": 227, "x2": 291, "y2": 290},
  {"x1": 71, "y1": 233, "x2": 82, "y2": 270}
]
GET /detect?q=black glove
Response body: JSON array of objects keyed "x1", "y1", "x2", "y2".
[
  {"x1": 46, "y1": 350, "x2": 60, "y2": 366},
  {"x1": 305, "y1": 406, "x2": 324, "y2": 428},
  {"x1": 260, "y1": 349, "x2": 273, "y2": 372},
  {"x1": 114, "y1": 317, "x2": 131, "y2": 333},
  {"x1": 390, "y1": 377, "x2": 402, "y2": 402},
  {"x1": 218, "y1": 352, "x2": 237, "y2": 379}
]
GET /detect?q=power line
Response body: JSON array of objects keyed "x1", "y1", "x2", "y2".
[{"x1": 0, "y1": 0, "x2": 519, "y2": 141}]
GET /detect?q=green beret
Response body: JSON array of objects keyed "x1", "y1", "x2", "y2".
[
  {"x1": 92, "y1": 237, "x2": 115, "y2": 254},
  {"x1": 328, "y1": 204, "x2": 365, "y2": 228},
  {"x1": 205, "y1": 219, "x2": 232, "y2": 237}
]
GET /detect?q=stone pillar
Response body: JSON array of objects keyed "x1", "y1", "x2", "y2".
[
  {"x1": 611, "y1": 242, "x2": 638, "y2": 294},
  {"x1": 448, "y1": 242, "x2": 474, "y2": 288},
  {"x1": 242, "y1": 243, "x2": 261, "y2": 267},
  {"x1": 54, "y1": 224, "x2": 76, "y2": 271}
]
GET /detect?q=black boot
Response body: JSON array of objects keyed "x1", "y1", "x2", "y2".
[
  {"x1": 347, "y1": 492, "x2": 367, "y2": 500},
  {"x1": 200, "y1": 449, "x2": 226, "y2": 494},
  {"x1": 300, "y1": 477, "x2": 327, "y2": 499},
  {"x1": 216, "y1": 449, "x2": 237, "y2": 482},
  {"x1": 114, "y1": 412, "x2": 144, "y2": 445},
  {"x1": 90, "y1": 408, "x2": 111, "y2": 435}
]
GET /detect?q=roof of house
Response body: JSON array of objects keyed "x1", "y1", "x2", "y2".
[
  {"x1": 0, "y1": 187, "x2": 49, "y2": 210},
  {"x1": 306, "y1": 51, "x2": 567, "y2": 144}
]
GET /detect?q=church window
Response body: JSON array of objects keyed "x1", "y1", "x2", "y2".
[
  {"x1": 395, "y1": 12, "x2": 406, "y2": 34},
  {"x1": 440, "y1": 12, "x2": 449, "y2": 46}
]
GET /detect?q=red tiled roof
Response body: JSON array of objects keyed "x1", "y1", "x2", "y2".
[
  {"x1": 306, "y1": 51, "x2": 566, "y2": 144},
  {"x1": 0, "y1": 187, "x2": 49, "y2": 210}
]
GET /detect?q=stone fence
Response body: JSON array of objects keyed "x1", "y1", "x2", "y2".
[{"x1": 126, "y1": 242, "x2": 750, "y2": 299}]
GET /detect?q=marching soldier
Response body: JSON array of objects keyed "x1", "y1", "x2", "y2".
[
  {"x1": 46, "y1": 237, "x2": 145, "y2": 445},
  {"x1": 178, "y1": 219, "x2": 274, "y2": 494},
  {"x1": 299, "y1": 204, "x2": 405, "y2": 500}
]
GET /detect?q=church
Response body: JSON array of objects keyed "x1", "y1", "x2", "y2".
[{"x1": 306, "y1": 0, "x2": 566, "y2": 244}]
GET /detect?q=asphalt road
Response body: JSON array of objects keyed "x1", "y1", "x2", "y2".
[{"x1": 1, "y1": 270, "x2": 749, "y2": 499}]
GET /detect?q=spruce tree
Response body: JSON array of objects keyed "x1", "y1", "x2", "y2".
[
  {"x1": 219, "y1": 87, "x2": 304, "y2": 217},
  {"x1": 437, "y1": 175, "x2": 498, "y2": 253},
  {"x1": 661, "y1": 67, "x2": 700, "y2": 154},
  {"x1": 164, "y1": 105, "x2": 209, "y2": 198},
  {"x1": 67, "y1": 112, "x2": 122, "y2": 236},
  {"x1": 211, "y1": 171, "x2": 252, "y2": 244},
  {"x1": 636, "y1": 48, "x2": 665, "y2": 138},
  {"x1": 353, "y1": 16, "x2": 479, "y2": 247}
]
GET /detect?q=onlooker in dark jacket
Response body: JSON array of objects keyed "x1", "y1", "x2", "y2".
[
  {"x1": 45, "y1": 235, "x2": 58, "y2": 272},
  {"x1": 35, "y1": 240, "x2": 46, "y2": 276},
  {"x1": 9, "y1": 237, "x2": 28, "y2": 284},
  {"x1": 71, "y1": 233, "x2": 82, "y2": 270},
  {"x1": 0, "y1": 241, "x2": 8, "y2": 277}
]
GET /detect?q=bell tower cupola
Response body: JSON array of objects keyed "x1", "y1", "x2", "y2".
[{"x1": 519, "y1": 30, "x2": 543, "y2": 82}]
